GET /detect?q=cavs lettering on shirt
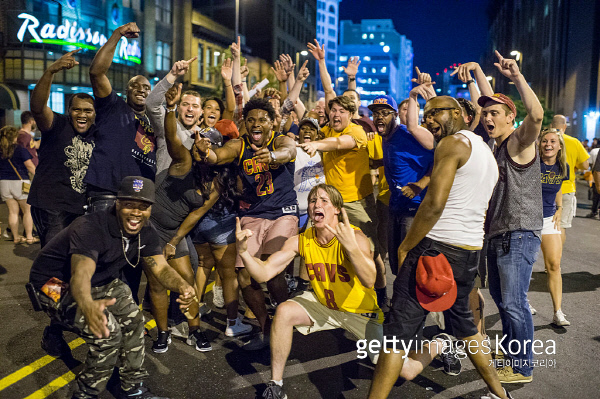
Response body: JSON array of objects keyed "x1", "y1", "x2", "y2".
[
  {"x1": 242, "y1": 157, "x2": 280, "y2": 197},
  {"x1": 298, "y1": 225, "x2": 382, "y2": 321},
  {"x1": 540, "y1": 169, "x2": 563, "y2": 184}
]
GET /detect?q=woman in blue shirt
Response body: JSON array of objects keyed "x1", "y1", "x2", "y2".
[
  {"x1": 538, "y1": 128, "x2": 570, "y2": 326},
  {"x1": 0, "y1": 126, "x2": 36, "y2": 244}
]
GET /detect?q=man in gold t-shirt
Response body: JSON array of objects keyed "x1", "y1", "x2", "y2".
[{"x1": 299, "y1": 96, "x2": 388, "y2": 310}]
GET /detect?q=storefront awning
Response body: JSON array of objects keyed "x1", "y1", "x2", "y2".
[{"x1": 0, "y1": 84, "x2": 20, "y2": 110}]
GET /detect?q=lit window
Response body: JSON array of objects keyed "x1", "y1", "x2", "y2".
[
  {"x1": 383, "y1": 45, "x2": 390, "y2": 53},
  {"x1": 362, "y1": 67, "x2": 367, "y2": 73},
  {"x1": 381, "y1": 66, "x2": 387, "y2": 73},
  {"x1": 369, "y1": 33, "x2": 374, "y2": 39},
  {"x1": 362, "y1": 33, "x2": 367, "y2": 39},
  {"x1": 338, "y1": 66, "x2": 344, "y2": 72},
  {"x1": 372, "y1": 68, "x2": 376, "y2": 73},
  {"x1": 363, "y1": 56, "x2": 371, "y2": 61},
  {"x1": 197, "y1": 43, "x2": 204, "y2": 81},
  {"x1": 339, "y1": 56, "x2": 348, "y2": 62}
]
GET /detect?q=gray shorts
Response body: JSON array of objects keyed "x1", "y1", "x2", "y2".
[{"x1": 0, "y1": 179, "x2": 29, "y2": 201}]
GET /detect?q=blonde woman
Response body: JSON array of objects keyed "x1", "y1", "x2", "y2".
[
  {"x1": 0, "y1": 126, "x2": 36, "y2": 244},
  {"x1": 538, "y1": 128, "x2": 570, "y2": 326}
]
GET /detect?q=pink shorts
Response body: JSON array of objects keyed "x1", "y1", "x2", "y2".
[{"x1": 235, "y1": 215, "x2": 298, "y2": 268}]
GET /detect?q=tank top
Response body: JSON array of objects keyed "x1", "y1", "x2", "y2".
[
  {"x1": 150, "y1": 170, "x2": 205, "y2": 231},
  {"x1": 237, "y1": 132, "x2": 297, "y2": 219},
  {"x1": 298, "y1": 225, "x2": 383, "y2": 321},
  {"x1": 427, "y1": 131, "x2": 499, "y2": 247},
  {"x1": 485, "y1": 135, "x2": 543, "y2": 238}
]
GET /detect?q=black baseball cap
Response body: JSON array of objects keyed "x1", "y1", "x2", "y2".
[{"x1": 117, "y1": 176, "x2": 155, "y2": 204}]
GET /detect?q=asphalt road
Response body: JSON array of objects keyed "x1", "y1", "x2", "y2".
[{"x1": 0, "y1": 181, "x2": 598, "y2": 399}]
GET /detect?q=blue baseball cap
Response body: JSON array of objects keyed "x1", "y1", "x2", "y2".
[{"x1": 368, "y1": 95, "x2": 398, "y2": 112}]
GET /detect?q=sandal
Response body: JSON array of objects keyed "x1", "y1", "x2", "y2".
[
  {"x1": 14, "y1": 236, "x2": 27, "y2": 244},
  {"x1": 26, "y1": 237, "x2": 40, "y2": 245}
]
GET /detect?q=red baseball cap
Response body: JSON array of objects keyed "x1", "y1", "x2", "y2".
[
  {"x1": 478, "y1": 93, "x2": 517, "y2": 117},
  {"x1": 415, "y1": 251, "x2": 457, "y2": 312},
  {"x1": 215, "y1": 119, "x2": 239, "y2": 140}
]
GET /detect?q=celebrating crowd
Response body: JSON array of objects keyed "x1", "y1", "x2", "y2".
[{"x1": 0, "y1": 20, "x2": 592, "y2": 399}]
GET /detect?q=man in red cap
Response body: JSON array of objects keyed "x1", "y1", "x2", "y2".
[
  {"x1": 480, "y1": 51, "x2": 545, "y2": 384},
  {"x1": 368, "y1": 95, "x2": 510, "y2": 399}
]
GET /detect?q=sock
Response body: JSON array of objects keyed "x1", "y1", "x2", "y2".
[{"x1": 271, "y1": 380, "x2": 283, "y2": 386}]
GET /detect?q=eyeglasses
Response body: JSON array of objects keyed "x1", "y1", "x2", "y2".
[
  {"x1": 371, "y1": 110, "x2": 396, "y2": 118},
  {"x1": 424, "y1": 107, "x2": 458, "y2": 118}
]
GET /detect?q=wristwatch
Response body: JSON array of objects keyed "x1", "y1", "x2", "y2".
[{"x1": 270, "y1": 151, "x2": 277, "y2": 163}]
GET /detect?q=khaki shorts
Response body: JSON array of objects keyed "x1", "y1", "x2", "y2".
[
  {"x1": 561, "y1": 192, "x2": 576, "y2": 229},
  {"x1": 288, "y1": 291, "x2": 383, "y2": 363},
  {"x1": 343, "y1": 195, "x2": 378, "y2": 253},
  {"x1": 235, "y1": 215, "x2": 298, "y2": 267}
]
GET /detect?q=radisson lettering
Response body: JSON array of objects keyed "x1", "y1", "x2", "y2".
[{"x1": 16, "y1": 13, "x2": 141, "y2": 64}]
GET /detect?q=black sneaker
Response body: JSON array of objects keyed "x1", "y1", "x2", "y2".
[
  {"x1": 186, "y1": 329, "x2": 212, "y2": 352},
  {"x1": 118, "y1": 384, "x2": 169, "y2": 399},
  {"x1": 41, "y1": 326, "x2": 70, "y2": 357},
  {"x1": 152, "y1": 331, "x2": 171, "y2": 353},
  {"x1": 262, "y1": 381, "x2": 287, "y2": 399},
  {"x1": 433, "y1": 333, "x2": 462, "y2": 376}
]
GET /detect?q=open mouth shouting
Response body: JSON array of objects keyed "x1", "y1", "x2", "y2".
[
  {"x1": 75, "y1": 117, "x2": 89, "y2": 130},
  {"x1": 312, "y1": 209, "x2": 325, "y2": 223},
  {"x1": 250, "y1": 129, "x2": 264, "y2": 144}
]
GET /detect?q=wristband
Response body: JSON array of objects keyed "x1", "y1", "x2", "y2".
[
  {"x1": 224, "y1": 83, "x2": 232, "y2": 88},
  {"x1": 556, "y1": 205, "x2": 562, "y2": 209},
  {"x1": 166, "y1": 106, "x2": 177, "y2": 113},
  {"x1": 167, "y1": 242, "x2": 177, "y2": 249},
  {"x1": 348, "y1": 77, "x2": 356, "y2": 81},
  {"x1": 466, "y1": 79, "x2": 475, "y2": 85}
]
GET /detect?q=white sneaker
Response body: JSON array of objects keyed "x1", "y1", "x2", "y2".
[
  {"x1": 481, "y1": 388, "x2": 513, "y2": 399},
  {"x1": 225, "y1": 315, "x2": 253, "y2": 337},
  {"x1": 528, "y1": 303, "x2": 537, "y2": 315},
  {"x1": 553, "y1": 309, "x2": 570, "y2": 326},
  {"x1": 212, "y1": 285, "x2": 225, "y2": 308},
  {"x1": 169, "y1": 321, "x2": 189, "y2": 339}
]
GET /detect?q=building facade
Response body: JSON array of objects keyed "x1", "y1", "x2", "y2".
[
  {"x1": 485, "y1": 0, "x2": 600, "y2": 140},
  {"x1": 337, "y1": 19, "x2": 413, "y2": 106},
  {"x1": 0, "y1": 0, "x2": 184, "y2": 126},
  {"x1": 316, "y1": 0, "x2": 340, "y2": 94}
]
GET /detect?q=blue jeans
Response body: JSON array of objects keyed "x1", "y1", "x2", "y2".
[{"x1": 487, "y1": 230, "x2": 540, "y2": 376}]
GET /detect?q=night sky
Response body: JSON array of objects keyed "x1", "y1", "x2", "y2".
[{"x1": 338, "y1": 0, "x2": 491, "y2": 78}]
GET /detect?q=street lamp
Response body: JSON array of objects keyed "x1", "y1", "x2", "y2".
[
  {"x1": 510, "y1": 50, "x2": 522, "y2": 69},
  {"x1": 486, "y1": 75, "x2": 495, "y2": 91}
]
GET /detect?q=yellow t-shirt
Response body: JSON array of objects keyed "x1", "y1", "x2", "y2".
[
  {"x1": 367, "y1": 133, "x2": 390, "y2": 205},
  {"x1": 321, "y1": 123, "x2": 373, "y2": 202},
  {"x1": 298, "y1": 225, "x2": 383, "y2": 322},
  {"x1": 561, "y1": 134, "x2": 590, "y2": 194}
]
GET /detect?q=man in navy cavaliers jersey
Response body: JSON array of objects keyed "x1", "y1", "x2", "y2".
[{"x1": 195, "y1": 98, "x2": 298, "y2": 350}]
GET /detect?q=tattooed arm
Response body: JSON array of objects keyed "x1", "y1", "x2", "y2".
[{"x1": 142, "y1": 255, "x2": 196, "y2": 308}]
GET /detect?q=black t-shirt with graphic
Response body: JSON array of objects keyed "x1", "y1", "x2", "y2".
[
  {"x1": 29, "y1": 206, "x2": 162, "y2": 290},
  {"x1": 84, "y1": 91, "x2": 157, "y2": 194},
  {"x1": 27, "y1": 113, "x2": 95, "y2": 214}
]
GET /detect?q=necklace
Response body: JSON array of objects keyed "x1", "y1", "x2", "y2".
[{"x1": 121, "y1": 230, "x2": 141, "y2": 268}]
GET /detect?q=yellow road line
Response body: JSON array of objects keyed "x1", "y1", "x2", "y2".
[
  {"x1": 1, "y1": 282, "x2": 215, "y2": 395},
  {"x1": 0, "y1": 338, "x2": 84, "y2": 391},
  {"x1": 23, "y1": 371, "x2": 77, "y2": 399}
]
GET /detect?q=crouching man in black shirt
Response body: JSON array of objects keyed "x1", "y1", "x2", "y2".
[{"x1": 29, "y1": 176, "x2": 196, "y2": 399}]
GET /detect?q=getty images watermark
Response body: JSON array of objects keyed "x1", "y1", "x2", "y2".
[{"x1": 356, "y1": 335, "x2": 557, "y2": 368}]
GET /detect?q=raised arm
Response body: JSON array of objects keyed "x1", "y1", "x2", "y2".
[
  {"x1": 308, "y1": 39, "x2": 335, "y2": 112},
  {"x1": 231, "y1": 36, "x2": 242, "y2": 87},
  {"x1": 89, "y1": 22, "x2": 140, "y2": 98},
  {"x1": 70, "y1": 254, "x2": 116, "y2": 338},
  {"x1": 450, "y1": 62, "x2": 492, "y2": 129},
  {"x1": 272, "y1": 59, "x2": 291, "y2": 101},
  {"x1": 221, "y1": 58, "x2": 236, "y2": 120},
  {"x1": 407, "y1": 81, "x2": 436, "y2": 150},
  {"x1": 31, "y1": 49, "x2": 81, "y2": 131},
  {"x1": 286, "y1": 60, "x2": 310, "y2": 106},
  {"x1": 147, "y1": 57, "x2": 197, "y2": 122},
  {"x1": 164, "y1": 84, "x2": 192, "y2": 175},
  {"x1": 280, "y1": 54, "x2": 296, "y2": 95},
  {"x1": 343, "y1": 57, "x2": 361, "y2": 91},
  {"x1": 237, "y1": 218, "x2": 299, "y2": 282},
  {"x1": 494, "y1": 51, "x2": 543, "y2": 149}
]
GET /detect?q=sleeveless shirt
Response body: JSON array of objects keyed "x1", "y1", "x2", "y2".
[{"x1": 485, "y1": 135, "x2": 543, "y2": 238}]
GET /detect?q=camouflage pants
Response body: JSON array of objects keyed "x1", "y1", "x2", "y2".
[{"x1": 42, "y1": 279, "x2": 148, "y2": 398}]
